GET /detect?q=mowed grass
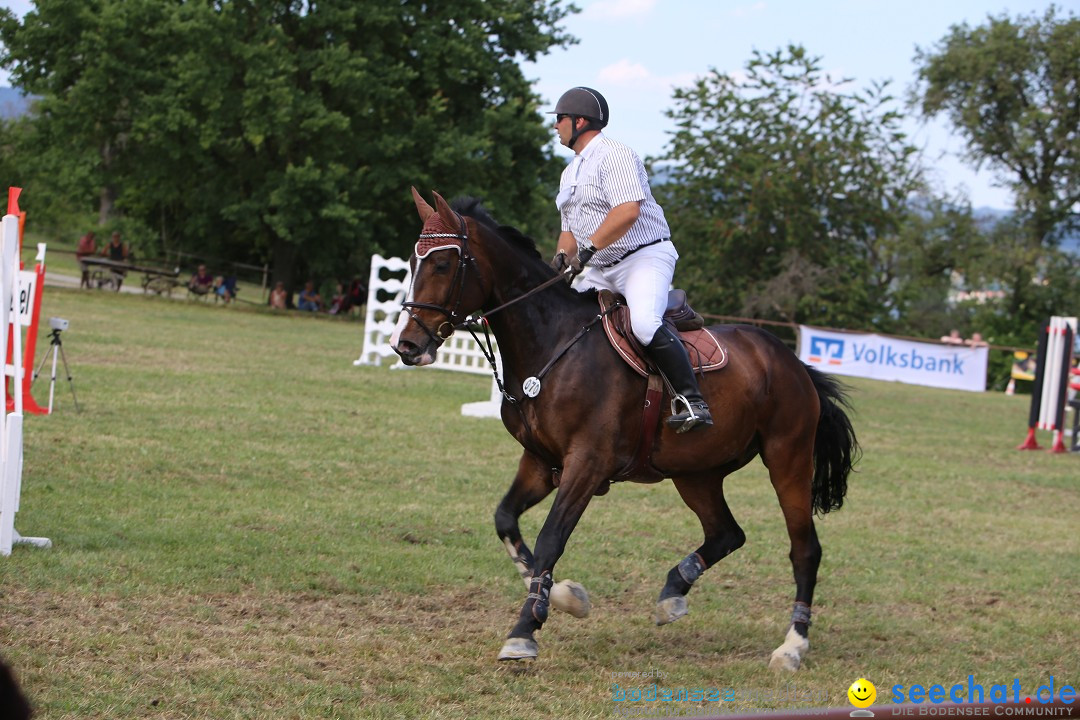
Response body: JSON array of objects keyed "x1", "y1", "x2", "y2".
[{"x1": 0, "y1": 287, "x2": 1077, "y2": 719}]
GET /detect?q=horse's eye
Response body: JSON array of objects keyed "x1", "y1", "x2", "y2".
[{"x1": 434, "y1": 259, "x2": 451, "y2": 273}]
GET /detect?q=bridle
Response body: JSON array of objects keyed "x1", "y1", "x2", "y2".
[
  {"x1": 401, "y1": 207, "x2": 611, "y2": 418},
  {"x1": 400, "y1": 210, "x2": 479, "y2": 344},
  {"x1": 401, "y1": 211, "x2": 569, "y2": 345}
]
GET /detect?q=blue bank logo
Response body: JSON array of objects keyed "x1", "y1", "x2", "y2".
[{"x1": 809, "y1": 336, "x2": 844, "y2": 365}]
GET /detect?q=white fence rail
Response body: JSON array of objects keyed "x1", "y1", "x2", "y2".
[{"x1": 355, "y1": 254, "x2": 502, "y2": 418}]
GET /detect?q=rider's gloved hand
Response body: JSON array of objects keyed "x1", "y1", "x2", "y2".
[
  {"x1": 567, "y1": 245, "x2": 596, "y2": 280},
  {"x1": 550, "y1": 251, "x2": 570, "y2": 274}
]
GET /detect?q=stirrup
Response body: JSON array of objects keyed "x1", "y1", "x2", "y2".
[{"x1": 667, "y1": 396, "x2": 713, "y2": 433}]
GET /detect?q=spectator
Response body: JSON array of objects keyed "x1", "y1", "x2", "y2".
[
  {"x1": 269, "y1": 281, "x2": 288, "y2": 309},
  {"x1": 341, "y1": 276, "x2": 367, "y2": 316},
  {"x1": 328, "y1": 282, "x2": 346, "y2": 315},
  {"x1": 188, "y1": 264, "x2": 214, "y2": 296},
  {"x1": 297, "y1": 281, "x2": 321, "y2": 312},
  {"x1": 215, "y1": 275, "x2": 238, "y2": 304},
  {"x1": 101, "y1": 231, "x2": 130, "y2": 291},
  {"x1": 965, "y1": 332, "x2": 988, "y2": 348},
  {"x1": 75, "y1": 230, "x2": 98, "y2": 289},
  {"x1": 940, "y1": 329, "x2": 963, "y2": 345}
]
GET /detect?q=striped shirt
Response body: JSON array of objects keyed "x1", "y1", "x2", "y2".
[{"x1": 557, "y1": 133, "x2": 671, "y2": 268}]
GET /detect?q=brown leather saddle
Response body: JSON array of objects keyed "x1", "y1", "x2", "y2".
[
  {"x1": 596, "y1": 290, "x2": 729, "y2": 482},
  {"x1": 599, "y1": 290, "x2": 729, "y2": 376}
]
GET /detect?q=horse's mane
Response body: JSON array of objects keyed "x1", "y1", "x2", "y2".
[
  {"x1": 448, "y1": 195, "x2": 599, "y2": 306},
  {"x1": 451, "y1": 197, "x2": 543, "y2": 262}
]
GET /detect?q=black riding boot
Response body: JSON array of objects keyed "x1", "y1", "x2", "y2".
[{"x1": 645, "y1": 324, "x2": 713, "y2": 433}]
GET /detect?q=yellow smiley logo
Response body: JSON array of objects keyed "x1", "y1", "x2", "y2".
[{"x1": 848, "y1": 678, "x2": 876, "y2": 708}]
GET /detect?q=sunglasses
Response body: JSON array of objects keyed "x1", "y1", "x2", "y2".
[{"x1": 556, "y1": 114, "x2": 572, "y2": 123}]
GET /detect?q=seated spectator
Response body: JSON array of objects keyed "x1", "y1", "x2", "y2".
[
  {"x1": 188, "y1": 265, "x2": 214, "y2": 296},
  {"x1": 328, "y1": 282, "x2": 346, "y2": 315},
  {"x1": 76, "y1": 230, "x2": 97, "y2": 289},
  {"x1": 297, "y1": 281, "x2": 321, "y2": 312},
  {"x1": 269, "y1": 281, "x2": 288, "y2": 309},
  {"x1": 215, "y1": 275, "x2": 238, "y2": 304},
  {"x1": 101, "y1": 231, "x2": 130, "y2": 291},
  {"x1": 940, "y1": 329, "x2": 963, "y2": 345},
  {"x1": 341, "y1": 276, "x2": 367, "y2": 316}
]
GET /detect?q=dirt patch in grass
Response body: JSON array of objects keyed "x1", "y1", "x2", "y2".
[{"x1": 4, "y1": 586, "x2": 523, "y2": 718}]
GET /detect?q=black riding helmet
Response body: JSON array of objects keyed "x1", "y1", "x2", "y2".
[{"x1": 551, "y1": 86, "x2": 609, "y2": 149}]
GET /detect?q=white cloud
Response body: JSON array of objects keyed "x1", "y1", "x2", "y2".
[
  {"x1": 582, "y1": 0, "x2": 656, "y2": 21},
  {"x1": 597, "y1": 59, "x2": 700, "y2": 93},
  {"x1": 598, "y1": 59, "x2": 651, "y2": 84},
  {"x1": 730, "y1": 2, "x2": 767, "y2": 18}
]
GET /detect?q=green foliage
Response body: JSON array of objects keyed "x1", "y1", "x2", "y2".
[
  {"x1": 951, "y1": 212, "x2": 1080, "y2": 366},
  {"x1": 0, "y1": 0, "x2": 573, "y2": 288},
  {"x1": 654, "y1": 46, "x2": 928, "y2": 329},
  {"x1": 0, "y1": 115, "x2": 98, "y2": 239},
  {"x1": 885, "y1": 195, "x2": 984, "y2": 337},
  {"x1": 913, "y1": 4, "x2": 1080, "y2": 324}
]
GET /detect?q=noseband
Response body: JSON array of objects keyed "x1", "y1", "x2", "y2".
[{"x1": 401, "y1": 210, "x2": 480, "y2": 344}]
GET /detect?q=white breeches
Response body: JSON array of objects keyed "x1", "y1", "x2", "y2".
[{"x1": 574, "y1": 241, "x2": 678, "y2": 345}]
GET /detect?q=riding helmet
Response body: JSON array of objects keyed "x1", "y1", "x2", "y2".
[{"x1": 551, "y1": 87, "x2": 609, "y2": 128}]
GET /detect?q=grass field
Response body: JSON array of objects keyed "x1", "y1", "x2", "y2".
[{"x1": 0, "y1": 287, "x2": 1077, "y2": 719}]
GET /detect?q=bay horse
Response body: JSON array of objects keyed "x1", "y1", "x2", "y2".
[{"x1": 392, "y1": 189, "x2": 858, "y2": 671}]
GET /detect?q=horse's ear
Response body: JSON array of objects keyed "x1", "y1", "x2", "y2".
[
  {"x1": 432, "y1": 191, "x2": 454, "y2": 220},
  {"x1": 412, "y1": 186, "x2": 435, "y2": 222}
]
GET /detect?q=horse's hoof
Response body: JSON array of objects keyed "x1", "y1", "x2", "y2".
[
  {"x1": 497, "y1": 637, "x2": 538, "y2": 661},
  {"x1": 551, "y1": 580, "x2": 591, "y2": 618},
  {"x1": 769, "y1": 648, "x2": 801, "y2": 672},
  {"x1": 768, "y1": 626, "x2": 809, "y2": 672},
  {"x1": 654, "y1": 595, "x2": 688, "y2": 625}
]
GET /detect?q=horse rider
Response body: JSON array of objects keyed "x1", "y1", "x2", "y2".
[{"x1": 549, "y1": 86, "x2": 712, "y2": 433}]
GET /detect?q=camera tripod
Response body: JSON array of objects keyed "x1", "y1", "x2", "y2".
[{"x1": 31, "y1": 328, "x2": 80, "y2": 413}]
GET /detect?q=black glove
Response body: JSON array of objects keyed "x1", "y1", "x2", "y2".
[
  {"x1": 550, "y1": 251, "x2": 570, "y2": 274},
  {"x1": 568, "y1": 245, "x2": 596, "y2": 279}
]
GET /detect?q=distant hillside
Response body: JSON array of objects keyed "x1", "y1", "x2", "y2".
[
  {"x1": 0, "y1": 87, "x2": 34, "y2": 119},
  {"x1": 973, "y1": 206, "x2": 1079, "y2": 255}
]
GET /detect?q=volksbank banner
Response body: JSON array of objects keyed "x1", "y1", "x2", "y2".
[{"x1": 798, "y1": 326, "x2": 989, "y2": 392}]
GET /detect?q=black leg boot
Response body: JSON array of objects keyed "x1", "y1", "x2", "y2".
[{"x1": 645, "y1": 324, "x2": 713, "y2": 433}]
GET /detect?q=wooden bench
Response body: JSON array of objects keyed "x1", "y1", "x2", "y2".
[
  {"x1": 139, "y1": 268, "x2": 183, "y2": 296},
  {"x1": 83, "y1": 257, "x2": 182, "y2": 295}
]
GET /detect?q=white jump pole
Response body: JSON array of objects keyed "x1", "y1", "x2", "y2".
[
  {"x1": 0, "y1": 205, "x2": 10, "y2": 555},
  {"x1": 0, "y1": 189, "x2": 50, "y2": 555}
]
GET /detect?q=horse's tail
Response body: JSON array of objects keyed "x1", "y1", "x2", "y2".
[{"x1": 806, "y1": 364, "x2": 859, "y2": 515}]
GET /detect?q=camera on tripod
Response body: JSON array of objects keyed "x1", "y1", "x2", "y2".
[{"x1": 35, "y1": 317, "x2": 80, "y2": 412}]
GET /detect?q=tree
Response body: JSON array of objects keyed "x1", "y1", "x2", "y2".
[
  {"x1": 913, "y1": 5, "x2": 1080, "y2": 320},
  {"x1": 0, "y1": 0, "x2": 573, "y2": 290},
  {"x1": 654, "y1": 46, "x2": 928, "y2": 329},
  {"x1": 884, "y1": 194, "x2": 984, "y2": 337},
  {"x1": 0, "y1": 0, "x2": 179, "y2": 231}
]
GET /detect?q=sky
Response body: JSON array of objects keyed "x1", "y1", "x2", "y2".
[
  {"x1": 0, "y1": 0, "x2": 1066, "y2": 209},
  {"x1": 525, "y1": 0, "x2": 1071, "y2": 210}
]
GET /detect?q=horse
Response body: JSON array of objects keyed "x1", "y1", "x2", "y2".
[{"x1": 392, "y1": 189, "x2": 859, "y2": 671}]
